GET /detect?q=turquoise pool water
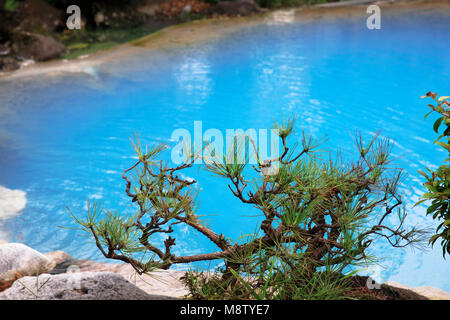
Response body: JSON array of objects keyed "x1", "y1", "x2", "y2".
[{"x1": 1, "y1": 7, "x2": 449, "y2": 290}]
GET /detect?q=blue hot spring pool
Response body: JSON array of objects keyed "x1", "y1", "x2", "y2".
[{"x1": 0, "y1": 6, "x2": 449, "y2": 290}]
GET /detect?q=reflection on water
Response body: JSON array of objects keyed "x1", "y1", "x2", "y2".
[
  {"x1": 176, "y1": 54, "x2": 213, "y2": 104},
  {"x1": 268, "y1": 10, "x2": 296, "y2": 25},
  {"x1": 0, "y1": 7, "x2": 449, "y2": 290}
]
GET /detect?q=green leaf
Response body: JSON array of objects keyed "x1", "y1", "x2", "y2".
[
  {"x1": 424, "y1": 110, "x2": 433, "y2": 119},
  {"x1": 430, "y1": 234, "x2": 441, "y2": 246},
  {"x1": 427, "y1": 202, "x2": 441, "y2": 214},
  {"x1": 433, "y1": 134, "x2": 445, "y2": 144},
  {"x1": 436, "y1": 141, "x2": 450, "y2": 151},
  {"x1": 433, "y1": 117, "x2": 444, "y2": 133},
  {"x1": 422, "y1": 192, "x2": 434, "y2": 199},
  {"x1": 414, "y1": 198, "x2": 427, "y2": 206},
  {"x1": 417, "y1": 170, "x2": 429, "y2": 179}
]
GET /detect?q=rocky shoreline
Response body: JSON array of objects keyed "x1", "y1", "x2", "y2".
[
  {"x1": 3, "y1": 0, "x2": 448, "y2": 81},
  {"x1": 1, "y1": 241, "x2": 450, "y2": 300},
  {"x1": 2, "y1": 0, "x2": 445, "y2": 77},
  {"x1": 0, "y1": 0, "x2": 264, "y2": 73},
  {"x1": 0, "y1": 242, "x2": 186, "y2": 299}
]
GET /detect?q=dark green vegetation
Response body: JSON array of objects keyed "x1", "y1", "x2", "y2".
[
  {"x1": 70, "y1": 118, "x2": 426, "y2": 299},
  {"x1": 417, "y1": 92, "x2": 450, "y2": 258},
  {"x1": 255, "y1": 0, "x2": 332, "y2": 9},
  {"x1": 58, "y1": 26, "x2": 164, "y2": 60},
  {"x1": 3, "y1": 0, "x2": 20, "y2": 11},
  {"x1": 204, "y1": 0, "x2": 334, "y2": 8}
]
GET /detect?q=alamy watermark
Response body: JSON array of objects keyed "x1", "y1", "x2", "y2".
[
  {"x1": 170, "y1": 121, "x2": 281, "y2": 175},
  {"x1": 366, "y1": 259, "x2": 395, "y2": 290},
  {"x1": 366, "y1": 5, "x2": 381, "y2": 30},
  {"x1": 64, "y1": 4, "x2": 381, "y2": 31},
  {"x1": 66, "y1": 5, "x2": 81, "y2": 30}
]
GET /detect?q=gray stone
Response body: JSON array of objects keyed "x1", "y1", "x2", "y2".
[
  {"x1": 209, "y1": 0, "x2": 261, "y2": 16},
  {"x1": 13, "y1": 33, "x2": 67, "y2": 62},
  {"x1": 44, "y1": 250, "x2": 72, "y2": 265},
  {"x1": 0, "y1": 272, "x2": 178, "y2": 300},
  {"x1": 77, "y1": 260, "x2": 189, "y2": 298},
  {"x1": 0, "y1": 243, "x2": 56, "y2": 281}
]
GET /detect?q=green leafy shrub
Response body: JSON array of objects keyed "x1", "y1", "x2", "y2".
[
  {"x1": 3, "y1": 0, "x2": 21, "y2": 12},
  {"x1": 416, "y1": 92, "x2": 450, "y2": 257},
  {"x1": 70, "y1": 117, "x2": 425, "y2": 299}
]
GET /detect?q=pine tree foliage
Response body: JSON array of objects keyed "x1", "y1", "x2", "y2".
[{"x1": 70, "y1": 118, "x2": 427, "y2": 298}]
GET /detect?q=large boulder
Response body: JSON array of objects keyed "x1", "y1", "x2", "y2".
[
  {"x1": 43, "y1": 258, "x2": 189, "y2": 298},
  {"x1": 0, "y1": 272, "x2": 178, "y2": 300},
  {"x1": 209, "y1": 0, "x2": 262, "y2": 17},
  {"x1": 0, "y1": 243, "x2": 56, "y2": 281},
  {"x1": 77, "y1": 260, "x2": 189, "y2": 298},
  {"x1": 12, "y1": 32, "x2": 67, "y2": 61}
]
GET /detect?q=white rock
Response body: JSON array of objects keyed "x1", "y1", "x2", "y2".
[
  {"x1": 0, "y1": 185, "x2": 26, "y2": 219},
  {"x1": 0, "y1": 243, "x2": 56, "y2": 280}
]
